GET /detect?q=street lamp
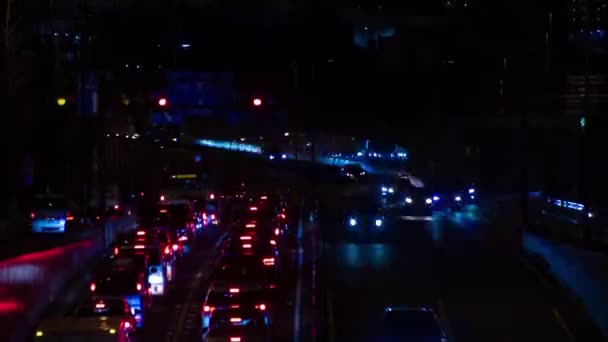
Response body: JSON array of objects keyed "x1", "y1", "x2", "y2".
[
  {"x1": 253, "y1": 98, "x2": 262, "y2": 106},
  {"x1": 57, "y1": 97, "x2": 67, "y2": 106}
]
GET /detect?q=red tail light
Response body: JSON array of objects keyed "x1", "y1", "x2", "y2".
[
  {"x1": 230, "y1": 337, "x2": 241, "y2": 342},
  {"x1": 134, "y1": 245, "x2": 145, "y2": 249},
  {"x1": 203, "y1": 213, "x2": 208, "y2": 220},
  {"x1": 114, "y1": 247, "x2": 119, "y2": 255},
  {"x1": 203, "y1": 305, "x2": 214, "y2": 313},
  {"x1": 270, "y1": 240, "x2": 276, "y2": 246},
  {"x1": 164, "y1": 246, "x2": 170, "y2": 254},
  {"x1": 172, "y1": 244, "x2": 179, "y2": 251},
  {"x1": 260, "y1": 196, "x2": 267, "y2": 200},
  {"x1": 240, "y1": 236, "x2": 252, "y2": 241},
  {"x1": 160, "y1": 195, "x2": 165, "y2": 201},
  {"x1": 245, "y1": 223, "x2": 256, "y2": 228},
  {"x1": 211, "y1": 214, "x2": 216, "y2": 220},
  {"x1": 95, "y1": 302, "x2": 105, "y2": 309},
  {"x1": 136, "y1": 231, "x2": 146, "y2": 236},
  {"x1": 280, "y1": 213, "x2": 286, "y2": 219},
  {"x1": 230, "y1": 317, "x2": 242, "y2": 323},
  {"x1": 230, "y1": 304, "x2": 240, "y2": 309},
  {"x1": 66, "y1": 212, "x2": 74, "y2": 221},
  {"x1": 249, "y1": 206, "x2": 258, "y2": 211},
  {"x1": 136, "y1": 283, "x2": 143, "y2": 291},
  {"x1": 209, "y1": 193, "x2": 215, "y2": 200},
  {"x1": 178, "y1": 236, "x2": 188, "y2": 242},
  {"x1": 274, "y1": 228, "x2": 280, "y2": 236},
  {"x1": 229, "y1": 288, "x2": 240, "y2": 293},
  {"x1": 256, "y1": 303, "x2": 266, "y2": 311},
  {"x1": 263, "y1": 258, "x2": 275, "y2": 266},
  {"x1": 242, "y1": 243, "x2": 252, "y2": 249},
  {"x1": 159, "y1": 209, "x2": 168, "y2": 213},
  {"x1": 124, "y1": 321, "x2": 131, "y2": 329},
  {"x1": 30, "y1": 212, "x2": 35, "y2": 219},
  {"x1": 90, "y1": 283, "x2": 96, "y2": 292}
]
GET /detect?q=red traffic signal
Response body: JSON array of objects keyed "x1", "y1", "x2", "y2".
[
  {"x1": 158, "y1": 97, "x2": 168, "y2": 107},
  {"x1": 252, "y1": 98, "x2": 262, "y2": 107}
]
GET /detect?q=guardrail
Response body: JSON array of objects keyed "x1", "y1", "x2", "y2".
[{"x1": 0, "y1": 216, "x2": 136, "y2": 342}]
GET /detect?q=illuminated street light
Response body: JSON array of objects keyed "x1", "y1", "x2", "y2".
[{"x1": 57, "y1": 97, "x2": 67, "y2": 106}]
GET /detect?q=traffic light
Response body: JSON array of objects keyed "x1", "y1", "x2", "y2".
[{"x1": 252, "y1": 98, "x2": 262, "y2": 107}]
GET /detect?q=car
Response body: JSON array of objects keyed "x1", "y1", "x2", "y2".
[
  {"x1": 112, "y1": 229, "x2": 174, "y2": 293},
  {"x1": 34, "y1": 298, "x2": 136, "y2": 341},
  {"x1": 201, "y1": 289, "x2": 271, "y2": 334},
  {"x1": 210, "y1": 255, "x2": 269, "y2": 294},
  {"x1": 203, "y1": 308, "x2": 271, "y2": 342},
  {"x1": 154, "y1": 202, "x2": 196, "y2": 253},
  {"x1": 90, "y1": 258, "x2": 152, "y2": 328},
  {"x1": 340, "y1": 164, "x2": 367, "y2": 180},
  {"x1": 428, "y1": 180, "x2": 477, "y2": 212},
  {"x1": 378, "y1": 306, "x2": 448, "y2": 342},
  {"x1": 30, "y1": 195, "x2": 75, "y2": 234},
  {"x1": 344, "y1": 195, "x2": 388, "y2": 240},
  {"x1": 400, "y1": 187, "x2": 435, "y2": 221},
  {"x1": 226, "y1": 221, "x2": 280, "y2": 251},
  {"x1": 233, "y1": 203, "x2": 279, "y2": 227}
]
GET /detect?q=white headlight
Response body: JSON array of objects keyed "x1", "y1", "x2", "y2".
[
  {"x1": 388, "y1": 188, "x2": 394, "y2": 194},
  {"x1": 349, "y1": 218, "x2": 357, "y2": 226},
  {"x1": 375, "y1": 219, "x2": 383, "y2": 227},
  {"x1": 425, "y1": 198, "x2": 432, "y2": 204},
  {"x1": 381, "y1": 186, "x2": 388, "y2": 192},
  {"x1": 455, "y1": 196, "x2": 462, "y2": 202},
  {"x1": 405, "y1": 197, "x2": 413, "y2": 204}
]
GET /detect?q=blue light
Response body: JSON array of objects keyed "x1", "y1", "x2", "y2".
[
  {"x1": 468, "y1": 188, "x2": 475, "y2": 194},
  {"x1": 375, "y1": 219, "x2": 383, "y2": 227},
  {"x1": 349, "y1": 218, "x2": 357, "y2": 226},
  {"x1": 564, "y1": 201, "x2": 584, "y2": 211},
  {"x1": 454, "y1": 196, "x2": 462, "y2": 202},
  {"x1": 388, "y1": 187, "x2": 394, "y2": 194},
  {"x1": 433, "y1": 196, "x2": 440, "y2": 201},
  {"x1": 281, "y1": 154, "x2": 287, "y2": 160},
  {"x1": 269, "y1": 155, "x2": 275, "y2": 160},
  {"x1": 357, "y1": 152, "x2": 363, "y2": 157},
  {"x1": 470, "y1": 195, "x2": 475, "y2": 200},
  {"x1": 180, "y1": 43, "x2": 191, "y2": 48}
]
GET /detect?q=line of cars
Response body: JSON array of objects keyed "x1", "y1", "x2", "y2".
[
  {"x1": 32, "y1": 198, "x2": 201, "y2": 341},
  {"x1": 201, "y1": 193, "x2": 288, "y2": 342}
]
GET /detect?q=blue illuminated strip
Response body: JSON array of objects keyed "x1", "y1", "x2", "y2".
[
  {"x1": 195, "y1": 139, "x2": 262, "y2": 154},
  {"x1": 548, "y1": 197, "x2": 585, "y2": 211},
  {"x1": 125, "y1": 295, "x2": 142, "y2": 311}
]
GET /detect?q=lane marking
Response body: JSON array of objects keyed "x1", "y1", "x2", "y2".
[
  {"x1": 172, "y1": 233, "x2": 225, "y2": 342},
  {"x1": 437, "y1": 297, "x2": 455, "y2": 342},
  {"x1": 326, "y1": 286, "x2": 336, "y2": 342},
  {"x1": 293, "y1": 202, "x2": 305, "y2": 342},
  {"x1": 553, "y1": 309, "x2": 576, "y2": 342}
]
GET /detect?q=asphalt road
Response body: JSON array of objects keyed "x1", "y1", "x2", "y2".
[
  {"x1": 320, "y1": 203, "x2": 606, "y2": 342},
  {"x1": 34, "y1": 212, "x2": 304, "y2": 342}
]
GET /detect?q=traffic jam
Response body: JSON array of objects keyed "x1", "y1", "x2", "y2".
[{"x1": 32, "y1": 189, "x2": 293, "y2": 342}]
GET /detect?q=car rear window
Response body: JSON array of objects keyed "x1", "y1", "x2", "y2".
[{"x1": 33, "y1": 197, "x2": 67, "y2": 209}]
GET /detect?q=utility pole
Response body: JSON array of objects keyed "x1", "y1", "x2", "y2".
[{"x1": 581, "y1": 0, "x2": 591, "y2": 245}]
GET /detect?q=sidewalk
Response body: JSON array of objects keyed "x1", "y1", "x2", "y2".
[{"x1": 524, "y1": 232, "x2": 608, "y2": 337}]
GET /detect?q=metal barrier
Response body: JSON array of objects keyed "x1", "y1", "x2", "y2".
[{"x1": 0, "y1": 216, "x2": 135, "y2": 342}]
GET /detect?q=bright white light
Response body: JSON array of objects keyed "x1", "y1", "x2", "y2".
[
  {"x1": 284, "y1": 132, "x2": 290, "y2": 137},
  {"x1": 381, "y1": 186, "x2": 388, "y2": 192},
  {"x1": 172, "y1": 138, "x2": 178, "y2": 142},
  {"x1": 349, "y1": 218, "x2": 357, "y2": 226},
  {"x1": 357, "y1": 152, "x2": 363, "y2": 156},
  {"x1": 455, "y1": 196, "x2": 462, "y2": 202},
  {"x1": 588, "y1": 212, "x2": 594, "y2": 218},
  {"x1": 433, "y1": 196, "x2": 440, "y2": 201},
  {"x1": 388, "y1": 188, "x2": 394, "y2": 194},
  {"x1": 425, "y1": 198, "x2": 432, "y2": 204},
  {"x1": 181, "y1": 43, "x2": 191, "y2": 48},
  {"x1": 269, "y1": 155, "x2": 275, "y2": 160},
  {"x1": 281, "y1": 154, "x2": 287, "y2": 160},
  {"x1": 375, "y1": 219, "x2": 383, "y2": 227},
  {"x1": 405, "y1": 197, "x2": 413, "y2": 204},
  {"x1": 468, "y1": 188, "x2": 475, "y2": 194}
]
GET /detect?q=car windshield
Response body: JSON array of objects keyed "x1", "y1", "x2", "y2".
[
  {"x1": 33, "y1": 197, "x2": 67, "y2": 209},
  {"x1": 382, "y1": 311, "x2": 442, "y2": 338}
]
